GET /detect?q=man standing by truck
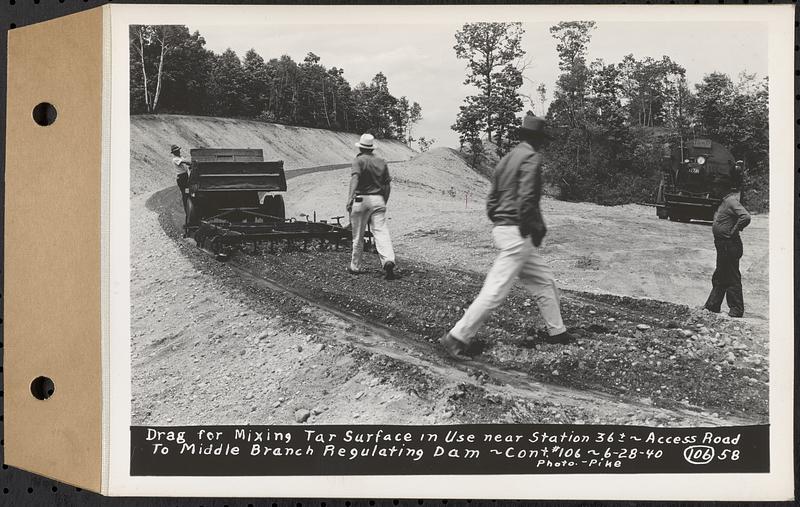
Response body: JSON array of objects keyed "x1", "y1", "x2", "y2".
[
  {"x1": 171, "y1": 144, "x2": 191, "y2": 208},
  {"x1": 439, "y1": 113, "x2": 574, "y2": 360},
  {"x1": 346, "y1": 133, "x2": 397, "y2": 280},
  {"x1": 704, "y1": 186, "x2": 751, "y2": 318}
]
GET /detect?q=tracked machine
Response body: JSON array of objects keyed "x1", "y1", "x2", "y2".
[
  {"x1": 655, "y1": 138, "x2": 744, "y2": 222},
  {"x1": 183, "y1": 148, "x2": 352, "y2": 259}
]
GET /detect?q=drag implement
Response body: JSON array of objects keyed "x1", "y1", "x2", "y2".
[{"x1": 184, "y1": 148, "x2": 352, "y2": 259}]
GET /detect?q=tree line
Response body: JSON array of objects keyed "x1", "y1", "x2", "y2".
[
  {"x1": 129, "y1": 25, "x2": 422, "y2": 143},
  {"x1": 451, "y1": 22, "x2": 769, "y2": 210}
]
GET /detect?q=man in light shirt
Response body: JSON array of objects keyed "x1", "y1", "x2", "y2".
[
  {"x1": 171, "y1": 144, "x2": 191, "y2": 208},
  {"x1": 346, "y1": 133, "x2": 397, "y2": 281}
]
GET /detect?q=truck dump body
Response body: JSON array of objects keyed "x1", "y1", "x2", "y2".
[
  {"x1": 190, "y1": 161, "x2": 286, "y2": 192},
  {"x1": 189, "y1": 148, "x2": 286, "y2": 193}
]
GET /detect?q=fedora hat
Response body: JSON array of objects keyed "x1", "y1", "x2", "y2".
[
  {"x1": 519, "y1": 112, "x2": 552, "y2": 139},
  {"x1": 355, "y1": 133, "x2": 376, "y2": 150},
  {"x1": 170, "y1": 144, "x2": 181, "y2": 154}
]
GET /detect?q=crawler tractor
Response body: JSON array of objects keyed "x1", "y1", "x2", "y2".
[{"x1": 183, "y1": 148, "x2": 352, "y2": 258}]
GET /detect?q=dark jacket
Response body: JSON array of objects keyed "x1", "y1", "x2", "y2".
[
  {"x1": 712, "y1": 192, "x2": 751, "y2": 239},
  {"x1": 486, "y1": 141, "x2": 546, "y2": 244}
]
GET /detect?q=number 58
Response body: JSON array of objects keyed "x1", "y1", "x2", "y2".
[{"x1": 718, "y1": 449, "x2": 740, "y2": 461}]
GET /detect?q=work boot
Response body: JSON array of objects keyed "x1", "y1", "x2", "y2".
[
  {"x1": 547, "y1": 331, "x2": 576, "y2": 345},
  {"x1": 439, "y1": 333, "x2": 471, "y2": 361},
  {"x1": 527, "y1": 328, "x2": 576, "y2": 345},
  {"x1": 384, "y1": 261, "x2": 396, "y2": 280},
  {"x1": 347, "y1": 267, "x2": 365, "y2": 275}
]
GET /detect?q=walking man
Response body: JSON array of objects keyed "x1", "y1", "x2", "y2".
[
  {"x1": 347, "y1": 133, "x2": 397, "y2": 280},
  {"x1": 439, "y1": 113, "x2": 573, "y2": 360},
  {"x1": 171, "y1": 144, "x2": 191, "y2": 208},
  {"x1": 704, "y1": 185, "x2": 751, "y2": 317}
]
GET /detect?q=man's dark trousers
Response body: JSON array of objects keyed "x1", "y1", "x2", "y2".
[
  {"x1": 704, "y1": 236, "x2": 744, "y2": 316},
  {"x1": 177, "y1": 172, "x2": 189, "y2": 207}
]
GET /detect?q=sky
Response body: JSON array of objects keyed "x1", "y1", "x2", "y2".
[{"x1": 191, "y1": 21, "x2": 768, "y2": 149}]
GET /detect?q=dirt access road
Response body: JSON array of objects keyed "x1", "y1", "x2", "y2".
[
  {"x1": 131, "y1": 177, "x2": 768, "y2": 427},
  {"x1": 285, "y1": 149, "x2": 769, "y2": 323}
]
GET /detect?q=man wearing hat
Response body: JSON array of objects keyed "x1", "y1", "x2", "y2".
[
  {"x1": 703, "y1": 184, "x2": 750, "y2": 317},
  {"x1": 439, "y1": 112, "x2": 574, "y2": 360},
  {"x1": 171, "y1": 144, "x2": 191, "y2": 208},
  {"x1": 346, "y1": 133, "x2": 397, "y2": 280}
]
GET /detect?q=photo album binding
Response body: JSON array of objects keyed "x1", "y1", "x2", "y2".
[{"x1": 3, "y1": 3, "x2": 795, "y2": 500}]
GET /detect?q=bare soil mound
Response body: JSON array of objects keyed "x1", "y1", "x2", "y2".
[
  {"x1": 285, "y1": 147, "x2": 490, "y2": 226},
  {"x1": 390, "y1": 147, "x2": 489, "y2": 196},
  {"x1": 130, "y1": 114, "x2": 417, "y2": 196}
]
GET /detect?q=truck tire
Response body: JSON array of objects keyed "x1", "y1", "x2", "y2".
[
  {"x1": 273, "y1": 195, "x2": 285, "y2": 219},
  {"x1": 260, "y1": 195, "x2": 286, "y2": 220}
]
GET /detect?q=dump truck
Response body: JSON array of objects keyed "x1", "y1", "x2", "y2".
[
  {"x1": 183, "y1": 148, "x2": 352, "y2": 258},
  {"x1": 185, "y1": 148, "x2": 286, "y2": 226},
  {"x1": 655, "y1": 138, "x2": 743, "y2": 222}
]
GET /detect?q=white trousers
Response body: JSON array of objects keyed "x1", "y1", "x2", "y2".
[
  {"x1": 349, "y1": 195, "x2": 395, "y2": 270},
  {"x1": 450, "y1": 225, "x2": 566, "y2": 344}
]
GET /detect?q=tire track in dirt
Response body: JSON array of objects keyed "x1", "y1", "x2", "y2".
[{"x1": 146, "y1": 185, "x2": 754, "y2": 426}]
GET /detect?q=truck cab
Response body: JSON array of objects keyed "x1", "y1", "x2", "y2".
[{"x1": 656, "y1": 139, "x2": 742, "y2": 222}]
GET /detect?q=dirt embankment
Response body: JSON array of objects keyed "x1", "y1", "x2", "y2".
[{"x1": 130, "y1": 114, "x2": 417, "y2": 196}]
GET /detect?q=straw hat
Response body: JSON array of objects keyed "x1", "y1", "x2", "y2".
[{"x1": 355, "y1": 133, "x2": 376, "y2": 150}]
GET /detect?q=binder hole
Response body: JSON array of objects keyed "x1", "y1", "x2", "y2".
[
  {"x1": 30, "y1": 376, "x2": 55, "y2": 400},
  {"x1": 32, "y1": 102, "x2": 57, "y2": 126}
]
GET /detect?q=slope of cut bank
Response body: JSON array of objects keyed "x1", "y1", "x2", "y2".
[
  {"x1": 130, "y1": 114, "x2": 417, "y2": 195},
  {"x1": 285, "y1": 147, "x2": 491, "y2": 234}
]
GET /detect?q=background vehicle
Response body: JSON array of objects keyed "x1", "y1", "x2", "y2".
[{"x1": 655, "y1": 138, "x2": 743, "y2": 222}]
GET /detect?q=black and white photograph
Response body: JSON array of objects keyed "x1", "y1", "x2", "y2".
[{"x1": 114, "y1": 3, "x2": 793, "y2": 498}]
